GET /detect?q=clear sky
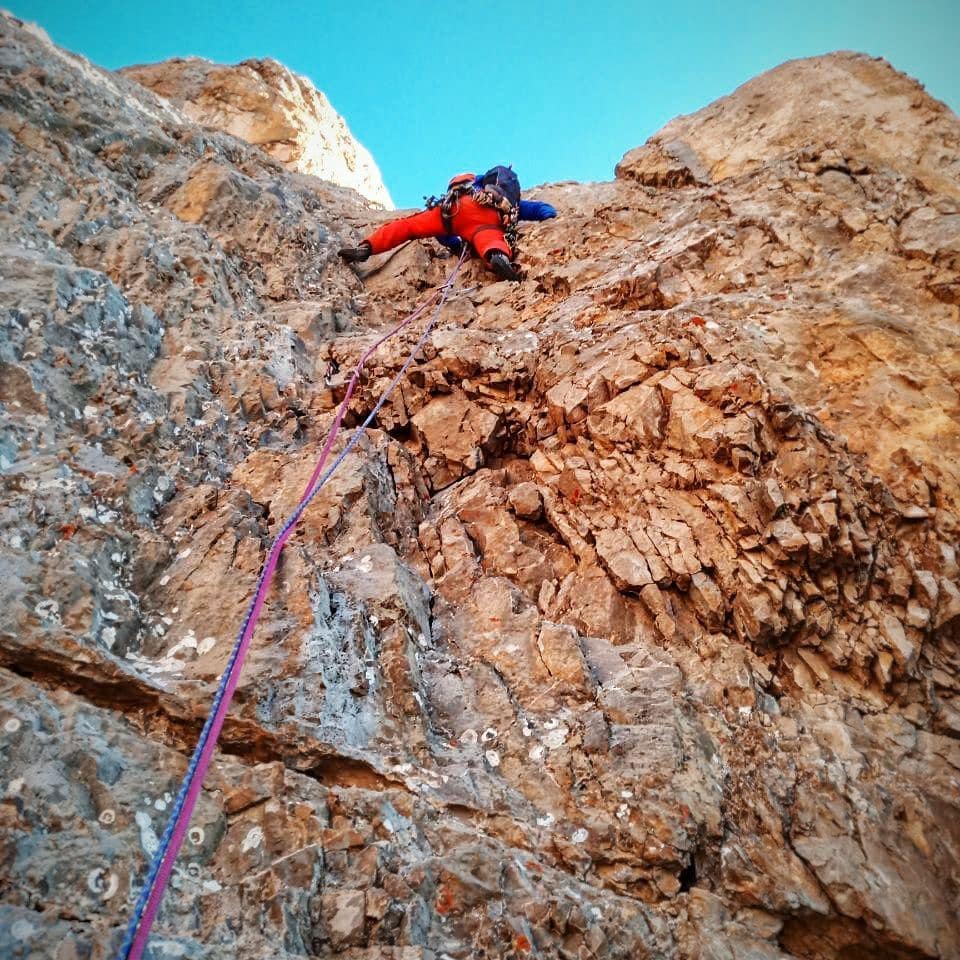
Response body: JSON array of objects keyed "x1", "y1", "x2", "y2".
[{"x1": 9, "y1": 0, "x2": 959, "y2": 208}]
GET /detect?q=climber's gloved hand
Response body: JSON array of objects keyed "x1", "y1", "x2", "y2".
[
  {"x1": 338, "y1": 241, "x2": 372, "y2": 263},
  {"x1": 521, "y1": 200, "x2": 557, "y2": 220},
  {"x1": 487, "y1": 250, "x2": 523, "y2": 282}
]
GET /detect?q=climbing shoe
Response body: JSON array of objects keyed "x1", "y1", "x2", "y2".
[
  {"x1": 338, "y1": 241, "x2": 372, "y2": 263},
  {"x1": 487, "y1": 250, "x2": 523, "y2": 282}
]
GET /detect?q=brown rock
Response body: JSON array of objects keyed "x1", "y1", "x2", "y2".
[
  {"x1": 412, "y1": 394, "x2": 501, "y2": 483},
  {"x1": 536, "y1": 621, "x2": 593, "y2": 691},
  {"x1": 689, "y1": 571, "x2": 725, "y2": 628},
  {"x1": 508, "y1": 481, "x2": 543, "y2": 519},
  {"x1": 880, "y1": 613, "x2": 916, "y2": 670},
  {"x1": 595, "y1": 527, "x2": 654, "y2": 589},
  {"x1": 770, "y1": 517, "x2": 808, "y2": 554},
  {"x1": 588, "y1": 382, "x2": 664, "y2": 445},
  {"x1": 2, "y1": 15, "x2": 959, "y2": 960},
  {"x1": 322, "y1": 890, "x2": 367, "y2": 947}
]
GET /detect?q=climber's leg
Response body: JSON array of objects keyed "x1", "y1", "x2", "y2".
[{"x1": 364, "y1": 207, "x2": 446, "y2": 254}]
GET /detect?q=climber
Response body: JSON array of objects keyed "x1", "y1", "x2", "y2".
[{"x1": 338, "y1": 165, "x2": 556, "y2": 282}]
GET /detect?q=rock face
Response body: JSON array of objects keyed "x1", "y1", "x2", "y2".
[
  {"x1": 1, "y1": 13, "x2": 959, "y2": 960},
  {"x1": 617, "y1": 51, "x2": 960, "y2": 200},
  {"x1": 123, "y1": 56, "x2": 393, "y2": 208}
]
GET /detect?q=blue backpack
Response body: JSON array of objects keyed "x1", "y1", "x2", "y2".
[{"x1": 480, "y1": 165, "x2": 521, "y2": 208}]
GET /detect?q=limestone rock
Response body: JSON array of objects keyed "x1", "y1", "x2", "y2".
[
  {"x1": 617, "y1": 52, "x2": 960, "y2": 199},
  {"x1": 507, "y1": 480, "x2": 543, "y2": 519},
  {"x1": 1, "y1": 12, "x2": 959, "y2": 960},
  {"x1": 123, "y1": 57, "x2": 392, "y2": 207}
]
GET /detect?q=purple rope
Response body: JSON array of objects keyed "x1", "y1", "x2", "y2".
[{"x1": 117, "y1": 249, "x2": 467, "y2": 960}]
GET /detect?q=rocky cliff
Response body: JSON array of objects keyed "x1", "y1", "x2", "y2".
[
  {"x1": 123, "y1": 56, "x2": 392, "y2": 208},
  {"x1": 1, "y1": 12, "x2": 959, "y2": 960}
]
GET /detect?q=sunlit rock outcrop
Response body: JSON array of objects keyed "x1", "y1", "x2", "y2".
[{"x1": 124, "y1": 56, "x2": 393, "y2": 208}]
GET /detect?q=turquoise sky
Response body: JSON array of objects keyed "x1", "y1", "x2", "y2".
[{"x1": 10, "y1": 0, "x2": 959, "y2": 208}]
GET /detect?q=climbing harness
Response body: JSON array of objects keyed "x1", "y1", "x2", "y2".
[
  {"x1": 116, "y1": 247, "x2": 469, "y2": 960},
  {"x1": 427, "y1": 171, "x2": 520, "y2": 257}
]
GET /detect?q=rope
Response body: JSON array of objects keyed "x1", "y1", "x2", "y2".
[{"x1": 117, "y1": 248, "x2": 468, "y2": 960}]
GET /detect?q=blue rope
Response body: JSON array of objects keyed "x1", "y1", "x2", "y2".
[{"x1": 117, "y1": 253, "x2": 465, "y2": 959}]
